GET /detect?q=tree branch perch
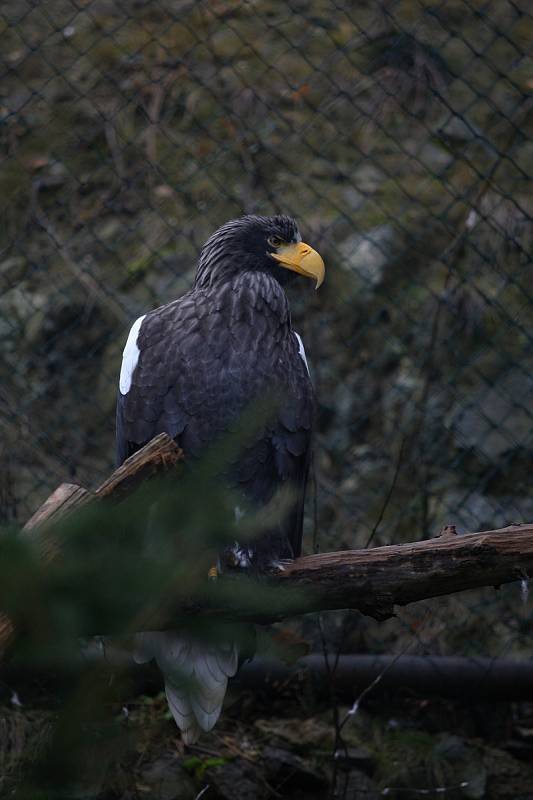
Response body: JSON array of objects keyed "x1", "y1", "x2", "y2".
[
  {"x1": 1, "y1": 434, "x2": 531, "y2": 649},
  {"x1": 271, "y1": 523, "x2": 532, "y2": 620}
]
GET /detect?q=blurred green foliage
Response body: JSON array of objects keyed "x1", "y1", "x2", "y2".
[{"x1": 0, "y1": 448, "x2": 309, "y2": 797}]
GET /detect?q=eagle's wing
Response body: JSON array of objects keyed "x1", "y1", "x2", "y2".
[{"x1": 116, "y1": 280, "x2": 314, "y2": 562}]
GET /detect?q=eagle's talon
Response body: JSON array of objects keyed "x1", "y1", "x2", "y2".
[
  {"x1": 267, "y1": 558, "x2": 294, "y2": 573},
  {"x1": 227, "y1": 543, "x2": 253, "y2": 570},
  {"x1": 207, "y1": 565, "x2": 219, "y2": 581}
]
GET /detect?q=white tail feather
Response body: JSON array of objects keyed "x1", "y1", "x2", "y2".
[{"x1": 134, "y1": 631, "x2": 238, "y2": 743}]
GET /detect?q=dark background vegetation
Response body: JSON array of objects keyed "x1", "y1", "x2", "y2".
[{"x1": 0, "y1": 0, "x2": 532, "y2": 797}]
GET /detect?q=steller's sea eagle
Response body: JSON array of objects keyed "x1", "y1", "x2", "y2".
[{"x1": 116, "y1": 214, "x2": 324, "y2": 742}]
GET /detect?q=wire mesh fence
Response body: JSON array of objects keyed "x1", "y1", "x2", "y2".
[{"x1": 1, "y1": 0, "x2": 532, "y2": 666}]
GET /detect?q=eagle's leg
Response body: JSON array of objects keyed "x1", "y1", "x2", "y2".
[
  {"x1": 221, "y1": 542, "x2": 253, "y2": 571},
  {"x1": 218, "y1": 531, "x2": 295, "y2": 574},
  {"x1": 209, "y1": 543, "x2": 251, "y2": 579},
  {"x1": 249, "y1": 531, "x2": 296, "y2": 574}
]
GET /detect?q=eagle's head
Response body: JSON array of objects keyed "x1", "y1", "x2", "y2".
[{"x1": 194, "y1": 214, "x2": 325, "y2": 290}]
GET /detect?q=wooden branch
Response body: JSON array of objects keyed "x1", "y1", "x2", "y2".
[
  {"x1": 266, "y1": 523, "x2": 533, "y2": 621},
  {"x1": 158, "y1": 522, "x2": 532, "y2": 625},
  {"x1": 2, "y1": 433, "x2": 532, "y2": 650},
  {"x1": 19, "y1": 433, "x2": 183, "y2": 574},
  {"x1": 22, "y1": 432, "x2": 183, "y2": 537},
  {"x1": 0, "y1": 434, "x2": 183, "y2": 657}
]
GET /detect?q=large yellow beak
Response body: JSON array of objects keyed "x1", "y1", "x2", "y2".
[{"x1": 270, "y1": 242, "x2": 325, "y2": 289}]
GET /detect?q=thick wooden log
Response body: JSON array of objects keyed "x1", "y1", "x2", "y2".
[
  {"x1": 94, "y1": 433, "x2": 184, "y2": 500},
  {"x1": 266, "y1": 523, "x2": 533, "y2": 621},
  {"x1": 22, "y1": 484, "x2": 92, "y2": 549}
]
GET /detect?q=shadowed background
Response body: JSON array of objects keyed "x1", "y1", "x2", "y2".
[{"x1": 1, "y1": 1, "x2": 532, "y2": 796}]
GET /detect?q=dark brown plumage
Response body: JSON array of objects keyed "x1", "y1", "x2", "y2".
[
  {"x1": 115, "y1": 214, "x2": 324, "y2": 741},
  {"x1": 117, "y1": 214, "x2": 321, "y2": 565}
]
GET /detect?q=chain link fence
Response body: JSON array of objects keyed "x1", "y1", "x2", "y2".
[{"x1": 1, "y1": 0, "x2": 532, "y2": 667}]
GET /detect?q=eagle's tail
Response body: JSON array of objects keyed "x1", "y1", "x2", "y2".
[{"x1": 134, "y1": 631, "x2": 239, "y2": 744}]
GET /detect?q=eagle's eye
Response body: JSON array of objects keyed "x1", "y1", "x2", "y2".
[{"x1": 268, "y1": 235, "x2": 284, "y2": 249}]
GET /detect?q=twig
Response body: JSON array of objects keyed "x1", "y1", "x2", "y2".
[
  {"x1": 365, "y1": 435, "x2": 407, "y2": 548},
  {"x1": 338, "y1": 638, "x2": 414, "y2": 734},
  {"x1": 382, "y1": 782, "x2": 469, "y2": 796}
]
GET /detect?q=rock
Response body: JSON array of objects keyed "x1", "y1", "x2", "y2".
[
  {"x1": 343, "y1": 186, "x2": 365, "y2": 211},
  {"x1": 335, "y1": 768, "x2": 381, "y2": 800},
  {"x1": 437, "y1": 114, "x2": 484, "y2": 145},
  {"x1": 208, "y1": 748, "x2": 328, "y2": 799},
  {"x1": 207, "y1": 759, "x2": 262, "y2": 800},
  {"x1": 339, "y1": 225, "x2": 400, "y2": 290},
  {"x1": 333, "y1": 745, "x2": 374, "y2": 775},
  {"x1": 96, "y1": 218, "x2": 122, "y2": 241},
  {"x1": 138, "y1": 755, "x2": 197, "y2": 800},
  {"x1": 0, "y1": 255, "x2": 27, "y2": 287},
  {"x1": 263, "y1": 746, "x2": 328, "y2": 792},
  {"x1": 254, "y1": 716, "x2": 335, "y2": 750},
  {"x1": 417, "y1": 141, "x2": 455, "y2": 169},
  {"x1": 49, "y1": 161, "x2": 68, "y2": 179},
  {"x1": 353, "y1": 163, "x2": 385, "y2": 192},
  {"x1": 0, "y1": 283, "x2": 48, "y2": 341},
  {"x1": 447, "y1": 367, "x2": 533, "y2": 460}
]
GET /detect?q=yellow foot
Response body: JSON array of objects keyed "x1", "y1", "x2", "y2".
[{"x1": 207, "y1": 564, "x2": 219, "y2": 581}]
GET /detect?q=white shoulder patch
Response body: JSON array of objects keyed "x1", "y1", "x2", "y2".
[
  {"x1": 294, "y1": 331, "x2": 310, "y2": 376},
  {"x1": 119, "y1": 314, "x2": 146, "y2": 395}
]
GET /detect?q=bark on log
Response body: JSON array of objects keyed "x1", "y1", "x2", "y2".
[
  {"x1": 267, "y1": 523, "x2": 533, "y2": 621},
  {"x1": 167, "y1": 523, "x2": 532, "y2": 625}
]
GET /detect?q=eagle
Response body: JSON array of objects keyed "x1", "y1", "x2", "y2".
[{"x1": 116, "y1": 214, "x2": 324, "y2": 742}]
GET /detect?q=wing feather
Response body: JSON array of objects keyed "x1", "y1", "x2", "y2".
[{"x1": 116, "y1": 273, "x2": 313, "y2": 563}]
